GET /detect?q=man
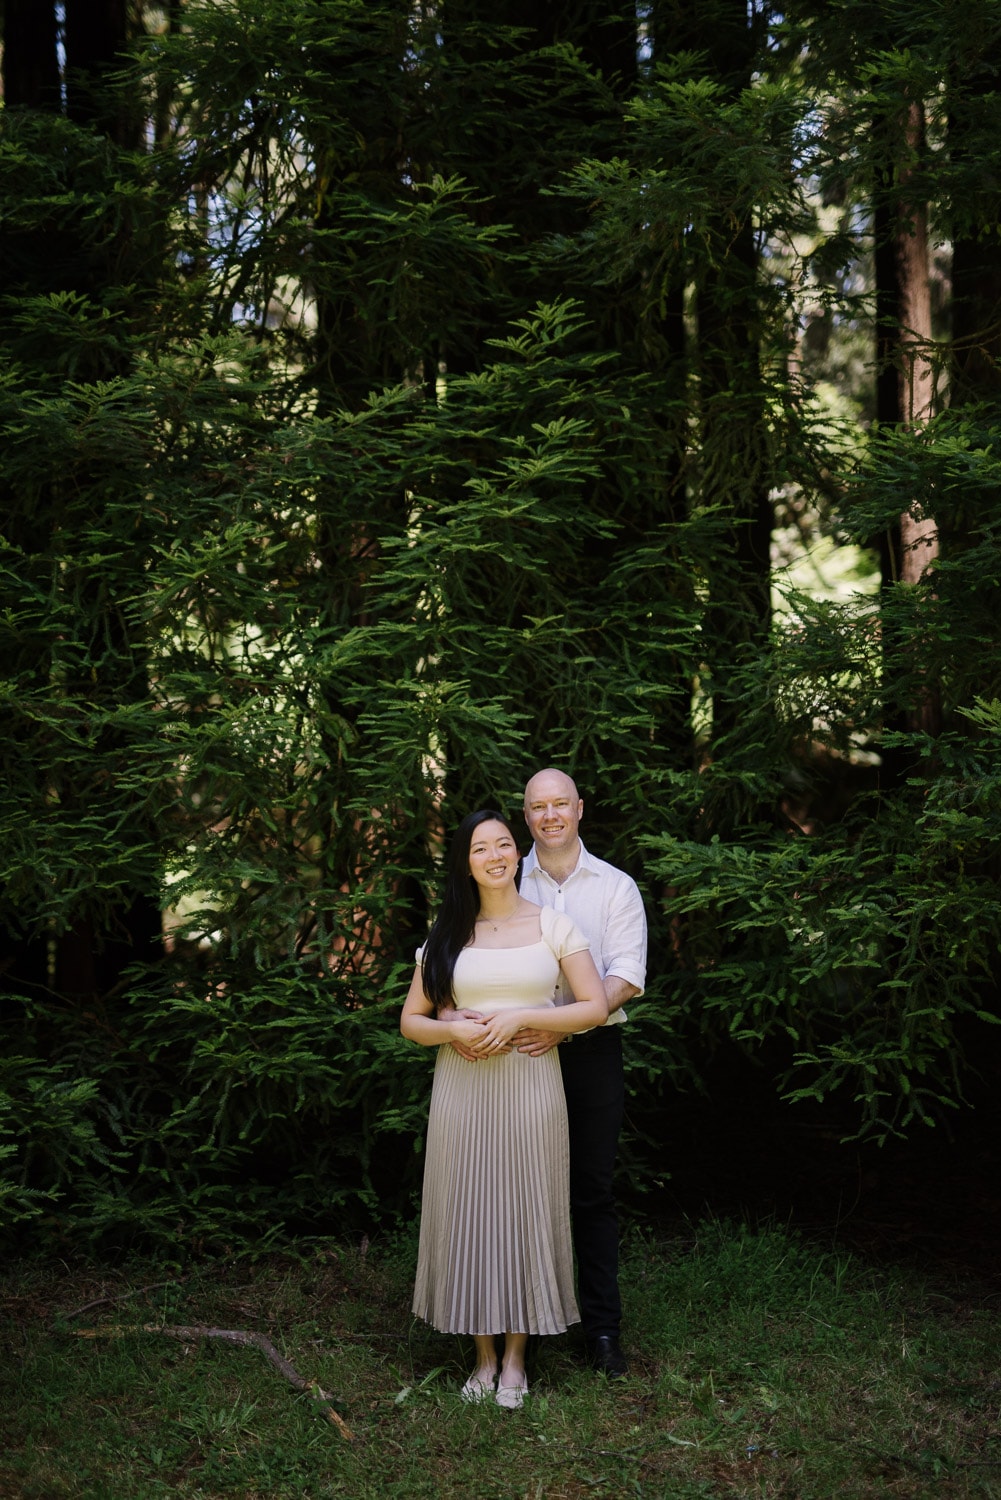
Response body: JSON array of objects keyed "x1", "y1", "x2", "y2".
[{"x1": 515, "y1": 767, "x2": 647, "y2": 1378}]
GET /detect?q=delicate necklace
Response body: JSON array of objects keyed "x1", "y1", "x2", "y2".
[{"x1": 477, "y1": 909, "x2": 520, "y2": 932}]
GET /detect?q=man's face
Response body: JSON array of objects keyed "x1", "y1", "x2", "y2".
[{"x1": 524, "y1": 770, "x2": 583, "y2": 856}]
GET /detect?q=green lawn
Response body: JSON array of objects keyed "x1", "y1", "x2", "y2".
[{"x1": 1, "y1": 1219, "x2": 998, "y2": 1498}]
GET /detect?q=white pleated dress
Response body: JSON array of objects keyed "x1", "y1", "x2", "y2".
[{"x1": 412, "y1": 906, "x2": 588, "y2": 1336}]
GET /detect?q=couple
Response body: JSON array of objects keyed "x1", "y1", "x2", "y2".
[{"x1": 400, "y1": 768, "x2": 647, "y2": 1408}]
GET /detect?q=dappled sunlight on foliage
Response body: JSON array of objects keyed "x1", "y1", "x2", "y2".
[{"x1": 1, "y1": 0, "x2": 1001, "y2": 1251}]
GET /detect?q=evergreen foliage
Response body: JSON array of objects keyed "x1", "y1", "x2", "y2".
[{"x1": 1, "y1": 0, "x2": 1000, "y2": 1251}]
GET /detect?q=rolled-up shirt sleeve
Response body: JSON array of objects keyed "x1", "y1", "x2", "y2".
[
  {"x1": 602, "y1": 871, "x2": 647, "y2": 993},
  {"x1": 521, "y1": 842, "x2": 647, "y2": 1018}
]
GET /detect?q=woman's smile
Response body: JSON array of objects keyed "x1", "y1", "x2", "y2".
[{"x1": 468, "y1": 819, "x2": 520, "y2": 886}]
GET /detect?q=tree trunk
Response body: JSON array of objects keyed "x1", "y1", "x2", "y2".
[
  {"x1": 950, "y1": 39, "x2": 1001, "y2": 408},
  {"x1": 2, "y1": 0, "x2": 60, "y2": 109},
  {"x1": 874, "y1": 100, "x2": 938, "y2": 587},
  {"x1": 684, "y1": 0, "x2": 773, "y2": 786},
  {"x1": 0, "y1": 0, "x2": 160, "y2": 1005},
  {"x1": 952, "y1": 240, "x2": 1001, "y2": 402},
  {"x1": 63, "y1": 0, "x2": 132, "y2": 138},
  {"x1": 873, "y1": 98, "x2": 941, "y2": 749}
]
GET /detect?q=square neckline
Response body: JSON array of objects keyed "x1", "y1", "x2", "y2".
[
  {"x1": 467, "y1": 910, "x2": 545, "y2": 952},
  {"x1": 466, "y1": 938, "x2": 547, "y2": 951}
]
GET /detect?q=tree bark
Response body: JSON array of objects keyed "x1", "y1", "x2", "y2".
[
  {"x1": 874, "y1": 99, "x2": 938, "y2": 588},
  {"x1": 872, "y1": 98, "x2": 941, "y2": 749}
]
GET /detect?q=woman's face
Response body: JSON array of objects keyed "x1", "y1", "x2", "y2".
[{"x1": 467, "y1": 819, "x2": 520, "y2": 893}]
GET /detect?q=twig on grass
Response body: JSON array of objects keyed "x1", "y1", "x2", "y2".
[
  {"x1": 63, "y1": 1280, "x2": 186, "y2": 1321},
  {"x1": 73, "y1": 1323, "x2": 355, "y2": 1441}
]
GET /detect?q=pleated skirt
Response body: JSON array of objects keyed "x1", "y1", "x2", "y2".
[{"x1": 412, "y1": 1045, "x2": 580, "y2": 1336}]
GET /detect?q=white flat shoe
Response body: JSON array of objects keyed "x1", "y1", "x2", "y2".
[
  {"x1": 460, "y1": 1371, "x2": 497, "y2": 1402},
  {"x1": 495, "y1": 1380, "x2": 527, "y2": 1410}
]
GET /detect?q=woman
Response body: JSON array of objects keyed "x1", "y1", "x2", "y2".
[{"x1": 401, "y1": 808, "x2": 608, "y2": 1409}]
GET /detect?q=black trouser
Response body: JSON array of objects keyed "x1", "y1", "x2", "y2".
[{"x1": 559, "y1": 1026, "x2": 625, "y2": 1341}]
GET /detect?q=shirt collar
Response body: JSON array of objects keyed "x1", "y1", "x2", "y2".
[{"x1": 522, "y1": 838, "x2": 597, "y2": 882}]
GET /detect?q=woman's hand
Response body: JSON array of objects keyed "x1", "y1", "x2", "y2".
[
  {"x1": 438, "y1": 1006, "x2": 509, "y2": 1062},
  {"x1": 451, "y1": 1016, "x2": 492, "y2": 1050},
  {"x1": 473, "y1": 1009, "x2": 528, "y2": 1054}
]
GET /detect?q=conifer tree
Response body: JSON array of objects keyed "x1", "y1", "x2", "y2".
[{"x1": 2, "y1": 0, "x2": 1001, "y2": 1247}]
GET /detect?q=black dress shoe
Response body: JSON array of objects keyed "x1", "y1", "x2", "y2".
[{"x1": 587, "y1": 1335, "x2": 629, "y2": 1378}]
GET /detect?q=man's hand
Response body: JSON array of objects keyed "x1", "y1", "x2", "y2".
[
  {"x1": 513, "y1": 1027, "x2": 561, "y2": 1057},
  {"x1": 438, "y1": 1006, "x2": 509, "y2": 1062}
]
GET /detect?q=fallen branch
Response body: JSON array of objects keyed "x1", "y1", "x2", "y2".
[
  {"x1": 74, "y1": 1323, "x2": 355, "y2": 1441},
  {"x1": 64, "y1": 1279, "x2": 187, "y2": 1321}
]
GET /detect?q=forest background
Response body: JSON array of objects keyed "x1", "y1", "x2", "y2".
[{"x1": 1, "y1": 0, "x2": 1000, "y2": 1260}]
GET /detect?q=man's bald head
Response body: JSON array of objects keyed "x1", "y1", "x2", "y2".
[
  {"x1": 524, "y1": 767, "x2": 580, "y2": 808},
  {"x1": 523, "y1": 768, "x2": 584, "y2": 865}
]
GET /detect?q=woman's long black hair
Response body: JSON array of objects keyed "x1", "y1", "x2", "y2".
[{"x1": 420, "y1": 809, "x2": 522, "y2": 1011}]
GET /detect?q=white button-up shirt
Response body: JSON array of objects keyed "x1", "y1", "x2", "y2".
[{"x1": 520, "y1": 840, "x2": 647, "y2": 1027}]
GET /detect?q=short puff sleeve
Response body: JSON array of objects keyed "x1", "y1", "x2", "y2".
[{"x1": 540, "y1": 905, "x2": 590, "y2": 962}]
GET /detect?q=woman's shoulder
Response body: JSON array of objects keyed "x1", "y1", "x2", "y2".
[{"x1": 539, "y1": 905, "x2": 589, "y2": 953}]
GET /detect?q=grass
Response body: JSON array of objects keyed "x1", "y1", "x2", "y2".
[{"x1": 1, "y1": 1217, "x2": 1000, "y2": 1498}]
